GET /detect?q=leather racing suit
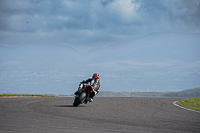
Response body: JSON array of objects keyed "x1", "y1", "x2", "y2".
[{"x1": 75, "y1": 76, "x2": 100, "y2": 101}]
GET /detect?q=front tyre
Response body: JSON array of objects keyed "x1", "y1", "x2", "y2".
[{"x1": 73, "y1": 92, "x2": 87, "y2": 107}]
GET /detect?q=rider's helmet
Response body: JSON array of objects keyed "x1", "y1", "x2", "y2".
[{"x1": 93, "y1": 73, "x2": 98, "y2": 78}]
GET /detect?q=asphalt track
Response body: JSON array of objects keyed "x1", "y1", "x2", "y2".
[{"x1": 0, "y1": 97, "x2": 200, "y2": 133}]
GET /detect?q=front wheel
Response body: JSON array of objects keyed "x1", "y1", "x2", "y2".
[{"x1": 73, "y1": 92, "x2": 87, "y2": 107}]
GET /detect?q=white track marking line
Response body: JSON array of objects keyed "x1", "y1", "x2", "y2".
[{"x1": 173, "y1": 101, "x2": 200, "y2": 113}]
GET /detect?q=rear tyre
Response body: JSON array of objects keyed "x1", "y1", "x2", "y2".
[{"x1": 73, "y1": 92, "x2": 87, "y2": 107}]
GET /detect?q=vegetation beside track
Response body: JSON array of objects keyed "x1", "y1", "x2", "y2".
[
  {"x1": 0, "y1": 94, "x2": 56, "y2": 97},
  {"x1": 177, "y1": 97, "x2": 200, "y2": 111}
]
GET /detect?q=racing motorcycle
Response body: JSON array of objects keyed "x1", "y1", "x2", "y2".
[{"x1": 73, "y1": 83, "x2": 96, "y2": 107}]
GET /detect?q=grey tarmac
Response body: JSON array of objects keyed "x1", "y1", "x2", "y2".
[{"x1": 0, "y1": 97, "x2": 200, "y2": 133}]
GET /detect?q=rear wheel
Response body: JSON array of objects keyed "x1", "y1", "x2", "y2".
[{"x1": 73, "y1": 92, "x2": 87, "y2": 107}]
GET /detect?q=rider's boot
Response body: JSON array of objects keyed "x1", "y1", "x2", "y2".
[
  {"x1": 88, "y1": 98, "x2": 93, "y2": 102},
  {"x1": 88, "y1": 92, "x2": 95, "y2": 102}
]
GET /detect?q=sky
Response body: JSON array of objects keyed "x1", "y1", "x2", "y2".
[
  {"x1": 0, "y1": 0, "x2": 200, "y2": 94},
  {"x1": 0, "y1": 0, "x2": 200, "y2": 51}
]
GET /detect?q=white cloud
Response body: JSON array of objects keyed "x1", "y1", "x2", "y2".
[
  {"x1": 63, "y1": 0, "x2": 75, "y2": 8},
  {"x1": 0, "y1": 0, "x2": 200, "y2": 48},
  {"x1": 106, "y1": 0, "x2": 140, "y2": 23}
]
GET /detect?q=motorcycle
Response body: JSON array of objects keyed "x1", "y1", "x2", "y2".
[{"x1": 73, "y1": 83, "x2": 96, "y2": 107}]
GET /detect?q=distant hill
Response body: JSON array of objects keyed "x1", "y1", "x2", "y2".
[
  {"x1": 97, "y1": 88, "x2": 200, "y2": 98},
  {"x1": 163, "y1": 88, "x2": 200, "y2": 98}
]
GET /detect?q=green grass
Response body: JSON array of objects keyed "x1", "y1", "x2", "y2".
[
  {"x1": 0, "y1": 94, "x2": 56, "y2": 97},
  {"x1": 177, "y1": 97, "x2": 200, "y2": 111}
]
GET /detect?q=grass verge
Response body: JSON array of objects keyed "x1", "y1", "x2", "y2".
[
  {"x1": 177, "y1": 97, "x2": 200, "y2": 111},
  {"x1": 0, "y1": 94, "x2": 56, "y2": 97}
]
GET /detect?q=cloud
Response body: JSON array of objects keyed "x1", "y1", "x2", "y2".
[
  {"x1": 105, "y1": 0, "x2": 140, "y2": 24},
  {"x1": 0, "y1": 0, "x2": 200, "y2": 48}
]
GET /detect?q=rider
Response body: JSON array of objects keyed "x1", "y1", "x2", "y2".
[{"x1": 75, "y1": 73, "x2": 100, "y2": 102}]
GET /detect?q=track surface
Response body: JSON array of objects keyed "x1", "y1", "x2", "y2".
[{"x1": 0, "y1": 97, "x2": 200, "y2": 133}]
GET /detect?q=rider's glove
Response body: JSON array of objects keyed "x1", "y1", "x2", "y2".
[{"x1": 80, "y1": 80, "x2": 85, "y2": 83}]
